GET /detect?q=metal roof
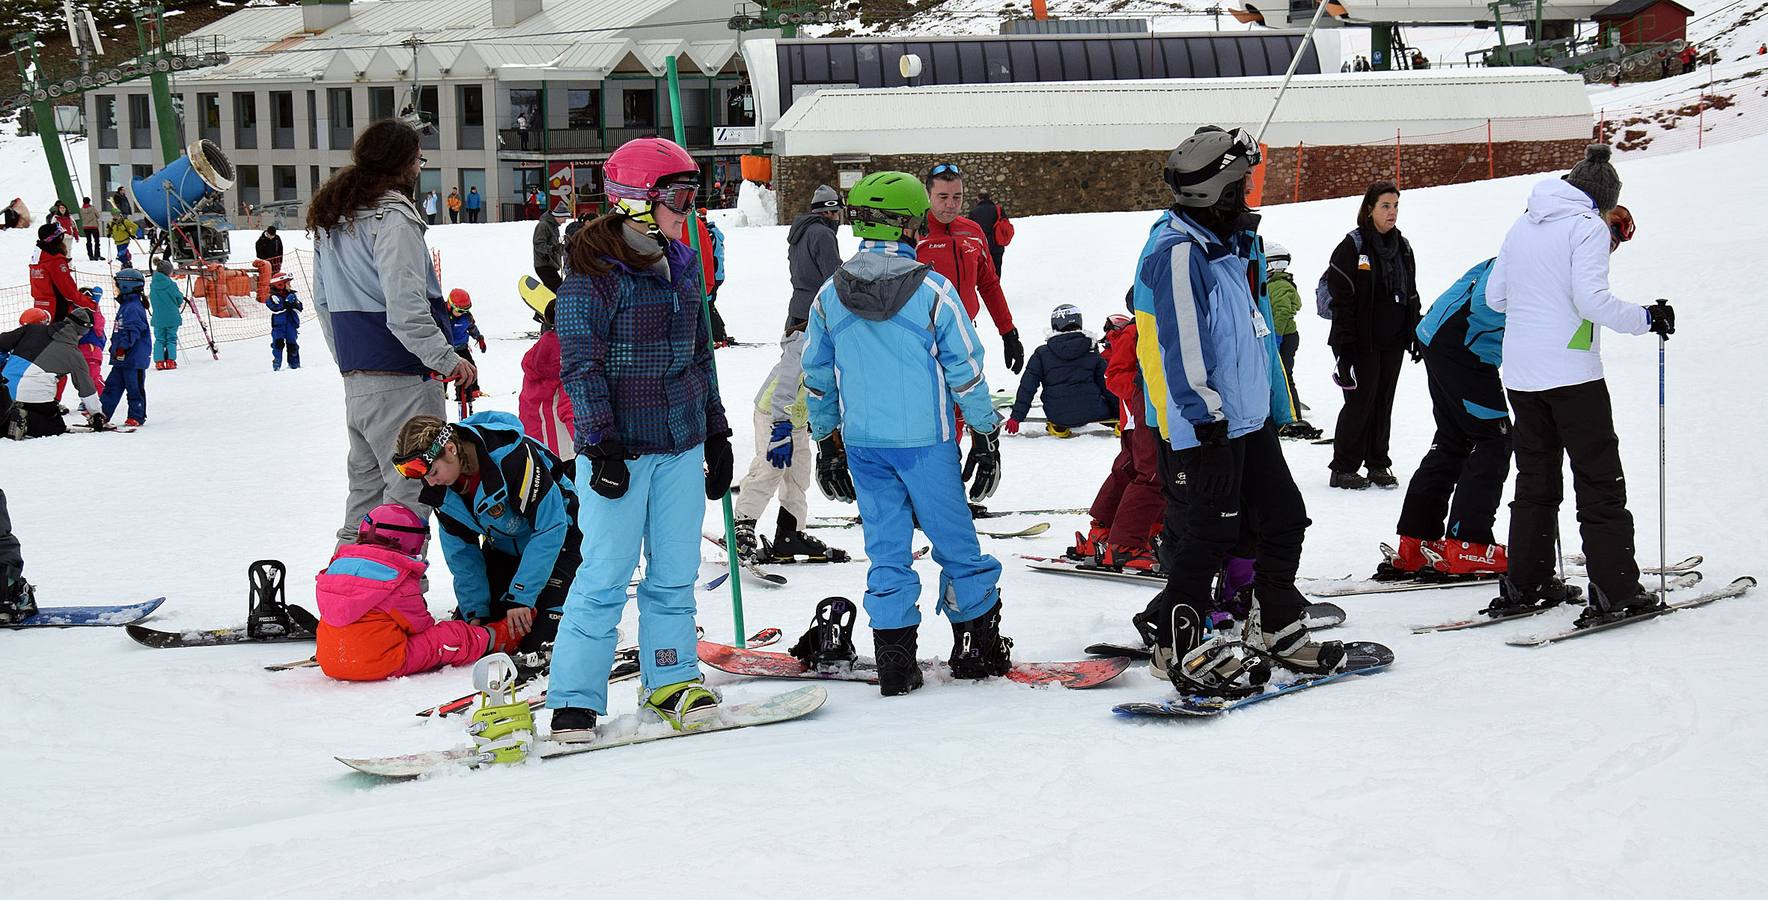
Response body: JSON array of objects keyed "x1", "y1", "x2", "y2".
[
  {"x1": 771, "y1": 69, "x2": 1595, "y2": 155},
  {"x1": 1592, "y1": 0, "x2": 1694, "y2": 19}
]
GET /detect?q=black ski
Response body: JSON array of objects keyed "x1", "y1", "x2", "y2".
[{"x1": 1413, "y1": 571, "x2": 1703, "y2": 634}]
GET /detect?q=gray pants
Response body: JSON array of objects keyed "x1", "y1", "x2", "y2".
[
  {"x1": 337, "y1": 374, "x2": 446, "y2": 544},
  {"x1": 733, "y1": 407, "x2": 810, "y2": 528}
]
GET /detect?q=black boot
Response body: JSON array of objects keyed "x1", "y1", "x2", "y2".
[
  {"x1": 0, "y1": 565, "x2": 38, "y2": 625},
  {"x1": 1484, "y1": 575, "x2": 1584, "y2": 617},
  {"x1": 1330, "y1": 470, "x2": 1371, "y2": 490},
  {"x1": 873, "y1": 625, "x2": 923, "y2": 696},
  {"x1": 765, "y1": 530, "x2": 850, "y2": 563},
  {"x1": 549, "y1": 707, "x2": 598, "y2": 743},
  {"x1": 948, "y1": 599, "x2": 1013, "y2": 679},
  {"x1": 1574, "y1": 583, "x2": 1665, "y2": 628},
  {"x1": 788, "y1": 597, "x2": 859, "y2": 668}
]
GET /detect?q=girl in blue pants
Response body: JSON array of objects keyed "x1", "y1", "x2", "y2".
[{"x1": 546, "y1": 138, "x2": 733, "y2": 740}]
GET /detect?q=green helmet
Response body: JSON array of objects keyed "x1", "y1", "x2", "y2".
[{"x1": 844, "y1": 171, "x2": 930, "y2": 242}]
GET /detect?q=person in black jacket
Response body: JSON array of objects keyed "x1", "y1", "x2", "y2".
[
  {"x1": 255, "y1": 225, "x2": 284, "y2": 274},
  {"x1": 784, "y1": 185, "x2": 843, "y2": 331},
  {"x1": 1004, "y1": 304, "x2": 1111, "y2": 436},
  {"x1": 967, "y1": 193, "x2": 1008, "y2": 275},
  {"x1": 1324, "y1": 181, "x2": 1421, "y2": 490}
]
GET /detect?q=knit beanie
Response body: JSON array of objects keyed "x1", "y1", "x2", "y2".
[
  {"x1": 1563, "y1": 144, "x2": 1621, "y2": 211},
  {"x1": 156, "y1": 257, "x2": 175, "y2": 276},
  {"x1": 810, "y1": 184, "x2": 841, "y2": 212}
]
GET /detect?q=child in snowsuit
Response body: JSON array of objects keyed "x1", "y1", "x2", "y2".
[
  {"x1": 801, "y1": 170, "x2": 1010, "y2": 696},
  {"x1": 518, "y1": 297, "x2": 575, "y2": 460},
  {"x1": 99, "y1": 268, "x2": 151, "y2": 426},
  {"x1": 108, "y1": 216, "x2": 138, "y2": 263},
  {"x1": 75, "y1": 288, "x2": 107, "y2": 405},
  {"x1": 265, "y1": 273, "x2": 303, "y2": 370},
  {"x1": 1075, "y1": 308, "x2": 1166, "y2": 572},
  {"x1": 733, "y1": 322, "x2": 847, "y2": 563},
  {"x1": 316, "y1": 503, "x2": 521, "y2": 681},
  {"x1": 445, "y1": 288, "x2": 485, "y2": 400},
  {"x1": 1265, "y1": 242, "x2": 1319, "y2": 439},
  {"x1": 149, "y1": 258, "x2": 184, "y2": 369},
  {"x1": 1004, "y1": 304, "x2": 1111, "y2": 437}
]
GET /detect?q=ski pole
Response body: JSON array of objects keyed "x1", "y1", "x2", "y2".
[
  {"x1": 1656, "y1": 298, "x2": 1668, "y2": 599},
  {"x1": 1254, "y1": 0, "x2": 1333, "y2": 147}
]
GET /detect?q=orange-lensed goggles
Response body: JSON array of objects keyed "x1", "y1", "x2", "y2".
[{"x1": 391, "y1": 424, "x2": 454, "y2": 479}]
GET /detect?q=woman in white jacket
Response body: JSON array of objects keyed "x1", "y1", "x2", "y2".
[{"x1": 1483, "y1": 144, "x2": 1675, "y2": 626}]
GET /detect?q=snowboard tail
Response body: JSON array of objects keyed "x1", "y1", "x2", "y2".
[
  {"x1": 1113, "y1": 642, "x2": 1393, "y2": 718},
  {"x1": 0, "y1": 598, "x2": 164, "y2": 629}
]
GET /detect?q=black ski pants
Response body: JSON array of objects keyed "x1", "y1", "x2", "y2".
[
  {"x1": 1507, "y1": 379, "x2": 1642, "y2": 605},
  {"x1": 0, "y1": 489, "x2": 21, "y2": 579},
  {"x1": 1149, "y1": 422, "x2": 1310, "y2": 647},
  {"x1": 1330, "y1": 347, "x2": 1405, "y2": 473},
  {"x1": 15, "y1": 401, "x2": 67, "y2": 439},
  {"x1": 1396, "y1": 352, "x2": 1510, "y2": 544}
]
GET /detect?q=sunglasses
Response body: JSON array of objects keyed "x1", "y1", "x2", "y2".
[
  {"x1": 392, "y1": 423, "x2": 455, "y2": 480},
  {"x1": 929, "y1": 163, "x2": 962, "y2": 179}
]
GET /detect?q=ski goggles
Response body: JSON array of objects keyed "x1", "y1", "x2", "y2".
[
  {"x1": 1227, "y1": 128, "x2": 1263, "y2": 167},
  {"x1": 929, "y1": 162, "x2": 962, "y2": 180},
  {"x1": 847, "y1": 204, "x2": 924, "y2": 236},
  {"x1": 1607, "y1": 205, "x2": 1635, "y2": 247},
  {"x1": 391, "y1": 423, "x2": 455, "y2": 480}
]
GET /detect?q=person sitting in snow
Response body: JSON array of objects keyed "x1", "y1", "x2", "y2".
[
  {"x1": 265, "y1": 271, "x2": 303, "y2": 371},
  {"x1": 1003, "y1": 304, "x2": 1112, "y2": 438},
  {"x1": 1, "y1": 307, "x2": 107, "y2": 439}
]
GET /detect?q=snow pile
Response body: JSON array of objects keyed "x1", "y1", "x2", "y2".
[{"x1": 725, "y1": 178, "x2": 779, "y2": 228}]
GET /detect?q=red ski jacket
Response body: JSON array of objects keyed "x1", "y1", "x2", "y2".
[
  {"x1": 29, "y1": 246, "x2": 87, "y2": 320},
  {"x1": 1104, "y1": 321, "x2": 1143, "y2": 429},
  {"x1": 918, "y1": 215, "x2": 1014, "y2": 334}
]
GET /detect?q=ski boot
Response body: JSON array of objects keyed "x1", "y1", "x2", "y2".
[
  {"x1": 467, "y1": 653, "x2": 536, "y2": 763},
  {"x1": 732, "y1": 518, "x2": 760, "y2": 561},
  {"x1": 1099, "y1": 543, "x2": 1156, "y2": 573},
  {"x1": 764, "y1": 530, "x2": 850, "y2": 563},
  {"x1": 873, "y1": 625, "x2": 924, "y2": 696},
  {"x1": 788, "y1": 597, "x2": 860, "y2": 670},
  {"x1": 0, "y1": 565, "x2": 38, "y2": 625},
  {"x1": 1130, "y1": 604, "x2": 1170, "y2": 678},
  {"x1": 948, "y1": 599, "x2": 1013, "y2": 679},
  {"x1": 1574, "y1": 583, "x2": 1665, "y2": 629},
  {"x1": 1329, "y1": 470, "x2": 1371, "y2": 490},
  {"x1": 642, "y1": 679, "x2": 721, "y2": 732},
  {"x1": 1385, "y1": 535, "x2": 1433, "y2": 574},
  {"x1": 1242, "y1": 588, "x2": 1346, "y2": 674},
  {"x1": 549, "y1": 707, "x2": 599, "y2": 744},
  {"x1": 244, "y1": 560, "x2": 318, "y2": 640},
  {"x1": 1069, "y1": 522, "x2": 1109, "y2": 561},
  {"x1": 1483, "y1": 576, "x2": 1583, "y2": 618},
  {"x1": 1431, "y1": 540, "x2": 1508, "y2": 577}
]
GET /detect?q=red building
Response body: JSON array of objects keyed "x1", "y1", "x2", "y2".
[{"x1": 1593, "y1": 0, "x2": 1694, "y2": 46}]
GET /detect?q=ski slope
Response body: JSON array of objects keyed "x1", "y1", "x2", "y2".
[{"x1": 5, "y1": 134, "x2": 1767, "y2": 897}]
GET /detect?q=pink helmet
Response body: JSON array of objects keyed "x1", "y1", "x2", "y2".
[
  {"x1": 358, "y1": 503, "x2": 429, "y2": 556},
  {"x1": 604, "y1": 137, "x2": 697, "y2": 195}
]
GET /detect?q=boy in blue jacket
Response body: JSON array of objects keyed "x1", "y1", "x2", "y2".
[
  {"x1": 100, "y1": 268, "x2": 150, "y2": 426},
  {"x1": 1004, "y1": 304, "x2": 1112, "y2": 436},
  {"x1": 1132, "y1": 127, "x2": 1345, "y2": 697},
  {"x1": 265, "y1": 272, "x2": 303, "y2": 370},
  {"x1": 445, "y1": 288, "x2": 486, "y2": 400},
  {"x1": 801, "y1": 171, "x2": 1010, "y2": 696}
]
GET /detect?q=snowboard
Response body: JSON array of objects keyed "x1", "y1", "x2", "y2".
[
  {"x1": 702, "y1": 533, "x2": 787, "y2": 585},
  {"x1": 1112, "y1": 641, "x2": 1394, "y2": 718},
  {"x1": 517, "y1": 274, "x2": 555, "y2": 317},
  {"x1": 1412, "y1": 571, "x2": 1703, "y2": 634},
  {"x1": 125, "y1": 609, "x2": 317, "y2": 649},
  {"x1": 0, "y1": 597, "x2": 164, "y2": 629},
  {"x1": 697, "y1": 640, "x2": 1131, "y2": 689},
  {"x1": 1507, "y1": 576, "x2": 1757, "y2": 648},
  {"x1": 1082, "y1": 603, "x2": 1348, "y2": 659},
  {"x1": 339, "y1": 685, "x2": 829, "y2": 778}
]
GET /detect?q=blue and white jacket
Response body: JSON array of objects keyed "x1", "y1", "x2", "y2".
[
  {"x1": 311, "y1": 191, "x2": 459, "y2": 377},
  {"x1": 803, "y1": 239, "x2": 1000, "y2": 448}
]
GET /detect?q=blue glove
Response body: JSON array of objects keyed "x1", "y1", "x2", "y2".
[{"x1": 765, "y1": 420, "x2": 794, "y2": 469}]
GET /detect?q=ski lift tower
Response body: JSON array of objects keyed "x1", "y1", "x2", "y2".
[{"x1": 4, "y1": 4, "x2": 229, "y2": 212}]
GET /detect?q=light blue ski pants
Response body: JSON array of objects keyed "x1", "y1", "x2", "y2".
[
  {"x1": 849, "y1": 443, "x2": 1001, "y2": 630},
  {"x1": 548, "y1": 446, "x2": 705, "y2": 715}
]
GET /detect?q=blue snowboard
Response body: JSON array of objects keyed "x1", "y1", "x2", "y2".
[
  {"x1": 1, "y1": 598, "x2": 166, "y2": 629},
  {"x1": 1112, "y1": 641, "x2": 1393, "y2": 718}
]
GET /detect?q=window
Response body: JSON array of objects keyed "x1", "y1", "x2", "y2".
[
  {"x1": 310, "y1": 165, "x2": 321, "y2": 192},
  {"x1": 1157, "y1": 38, "x2": 1193, "y2": 78},
  {"x1": 457, "y1": 85, "x2": 485, "y2": 150},
  {"x1": 955, "y1": 41, "x2": 986, "y2": 82},
  {"x1": 458, "y1": 168, "x2": 486, "y2": 219},
  {"x1": 132, "y1": 164, "x2": 154, "y2": 182},
  {"x1": 573, "y1": 163, "x2": 599, "y2": 211},
  {"x1": 567, "y1": 88, "x2": 599, "y2": 129},
  {"x1": 272, "y1": 165, "x2": 297, "y2": 201},
  {"x1": 984, "y1": 43, "x2": 1012, "y2": 82},
  {"x1": 1111, "y1": 41, "x2": 1145, "y2": 79},
  {"x1": 1087, "y1": 41, "x2": 1115, "y2": 79},
  {"x1": 198, "y1": 92, "x2": 221, "y2": 143},
  {"x1": 270, "y1": 91, "x2": 295, "y2": 149},
  {"x1": 96, "y1": 94, "x2": 117, "y2": 148},
  {"x1": 100, "y1": 164, "x2": 118, "y2": 196},
  {"x1": 622, "y1": 89, "x2": 655, "y2": 128},
  {"x1": 237, "y1": 165, "x2": 261, "y2": 214},
  {"x1": 327, "y1": 88, "x2": 353, "y2": 149},
  {"x1": 1058, "y1": 41, "x2": 1090, "y2": 80},
  {"x1": 828, "y1": 44, "x2": 858, "y2": 83},
  {"x1": 1009, "y1": 42, "x2": 1038, "y2": 81},
  {"x1": 1212, "y1": 37, "x2": 1245, "y2": 77},
  {"x1": 1190, "y1": 38, "x2": 1218, "y2": 78},
  {"x1": 930, "y1": 43, "x2": 961, "y2": 81},
  {"x1": 307, "y1": 90, "x2": 318, "y2": 148},
  {"x1": 1034, "y1": 41, "x2": 1064, "y2": 80},
  {"x1": 369, "y1": 86, "x2": 396, "y2": 123},
  {"x1": 415, "y1": 86, "x2": 439, "y2": 149},
  {"x1": 234, "y1": 92, "x2": 258, "y2": 149},
  {"x1": 127, "y1": 94, "x2": 151, "y2": 148}
]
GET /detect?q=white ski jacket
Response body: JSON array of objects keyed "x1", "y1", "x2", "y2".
[{"x1": 1486, "y1": 179, "x2": 1649, "y2": 392}]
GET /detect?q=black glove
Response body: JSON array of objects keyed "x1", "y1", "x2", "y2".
[
  {"x1": 583, "y1": 439, "x2": 631, "y2": 500},
  {"x1": 85, "y1": 410, "x2": 110, "y2": 432},
  {"x1": 1181, "y1": 420, "x2": 1234, "y2": 501},
  {"x1": 1333, "y1": 356, "x2": 1358, "y2": 390},
  {"x1": 1647, "y1": 300, "x2": 1675, "y2": 339},
  {"x1": 815, "y1": 434, "x2": 855, "y2": 503},
  {"x1": 1000, "y1": 328, "x2": 1024, "y2": 374},
  {"x1": 703, "y1": 431, "x2": 733, "y2": 500},
  {"x1": 1408, "y1": 340, "x2": 1423, "y2": 364},
  {"x1": 962, "y1": 428, "x2": 1003, "y2": 501}
]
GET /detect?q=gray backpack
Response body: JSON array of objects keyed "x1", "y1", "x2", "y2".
[{"x1": 1314, "y1": 229, "x2": 1362, "y2": 320}]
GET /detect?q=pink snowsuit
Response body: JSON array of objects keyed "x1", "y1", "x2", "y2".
[
  {"x1": 518, "y1": 329, "x2": 575, "y2": 460},
  {"x1": 314, "y1": 543, "x2": 490, "y2": 681}
]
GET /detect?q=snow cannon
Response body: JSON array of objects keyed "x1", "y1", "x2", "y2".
[{"x1": 131, "y1": 140, "x2": 234, "y2": 230}]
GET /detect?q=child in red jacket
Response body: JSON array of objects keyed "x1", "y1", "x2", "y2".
[
  {"x1": 517, "y1": 298, "x2": 575, "y2": 460},
  {"x1": 315, "y1": 504, "x2": 519, "y2": 681}
]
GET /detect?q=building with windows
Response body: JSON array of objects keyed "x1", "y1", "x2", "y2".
[{"x1": 87, "y1": 0, "x2": 774, "y2": 225}]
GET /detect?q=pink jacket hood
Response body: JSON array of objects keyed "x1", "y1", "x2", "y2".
[{"x1": 315, "y1": 543, "x2": 434, "y2": 629}]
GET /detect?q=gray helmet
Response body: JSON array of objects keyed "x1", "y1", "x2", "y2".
[{"x1": 1164, "y1": 126, "x2": 1261, "y2": 209}]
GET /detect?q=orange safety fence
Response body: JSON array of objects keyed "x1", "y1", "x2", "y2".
[{"x1": 1596, "y1": 73, "x2": 1768, "y2": 158}]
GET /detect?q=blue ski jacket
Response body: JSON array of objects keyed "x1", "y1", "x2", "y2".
[
  {"x1": 267, "y1": 289, "x2": 303, "y2": 342},
  {"x1": 1417, "y1": 258, "x2": 1503, "y2": 368}
]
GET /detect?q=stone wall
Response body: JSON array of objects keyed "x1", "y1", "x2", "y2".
[{"x1": 771, "y1": 139, "x2": 1591, "y2": 222}]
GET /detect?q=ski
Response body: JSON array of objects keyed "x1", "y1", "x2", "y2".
[
  {"x1": 810, "y1": 508, "x2": 1087, "y2": 529},
  {"x1": 1506, "y1": 576, "x2": 1757, "y2": 648},
  {"x1": 702, "y1": 533, "x2": 787, "y2": 585},
  {"x1": 1412, "y1": 571, "x2": 1703, "y2": 634},
  {"x1": 1308, "y1": 553, "x2": 1705, "y2": 599},
  {"x1": 0, "y1": 597, "x2": 164, "y2": 629},
  {"x1": 1083, "y1": 603, "x2": 1348, "y2": 659},
  {"x1": 697, "y1": 641, "x2": 1131, "y2": 689},
  {"x1": 265, "y1": 656, "x2": 320, "y2": 671},
  {"x1": 1112, "y1": 641, "x2": 1393, "y2": 718},
  {"x1": 341, "y1": 685, "x2": 829, "y2": 778},
  {"x1": 977, "y1": 522, "x2": 1050, "y2": 540},
  {"x1": 64, "y1": 424, "x2": 140, "y2": 434}
]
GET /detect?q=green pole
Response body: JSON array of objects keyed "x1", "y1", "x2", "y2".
[
  {"x1": 1372, "y1": 24, "x2": 1395, "y2": 71},
  {"x1": 149, "y1": 71, "x2": 182, "y2": 165},
  {"x1": 32, "y1": 100, "x2": 80, "y2": 211},
  {"x1": 667, "y1": 55, "x2": 747, "y2": 646}
]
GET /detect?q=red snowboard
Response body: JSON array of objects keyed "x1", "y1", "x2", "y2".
[{"x1": 697, "y1": 641, "x2": 1130, "y2": 689}]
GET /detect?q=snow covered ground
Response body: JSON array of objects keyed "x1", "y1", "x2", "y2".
[{"x1": 6, "y1": 128, "x2": 1768, "y2": 895}]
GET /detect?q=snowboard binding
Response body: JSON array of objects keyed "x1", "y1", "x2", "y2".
[
  {"x1": 0, "y1": 565, "x2": 38, "y2": 625},
  {"x1": 1168, "y1": 603, "x2": 1271, "y2": 700},
  {"x1": 468, "y1": 653, "x2": 535, "y2": 764},
  {"x1": 788, "y1": 597, "x2": 860, "y2": 670},
  {"x1": 245, "y1": 560, "x2": 317, "y2": 640}
]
